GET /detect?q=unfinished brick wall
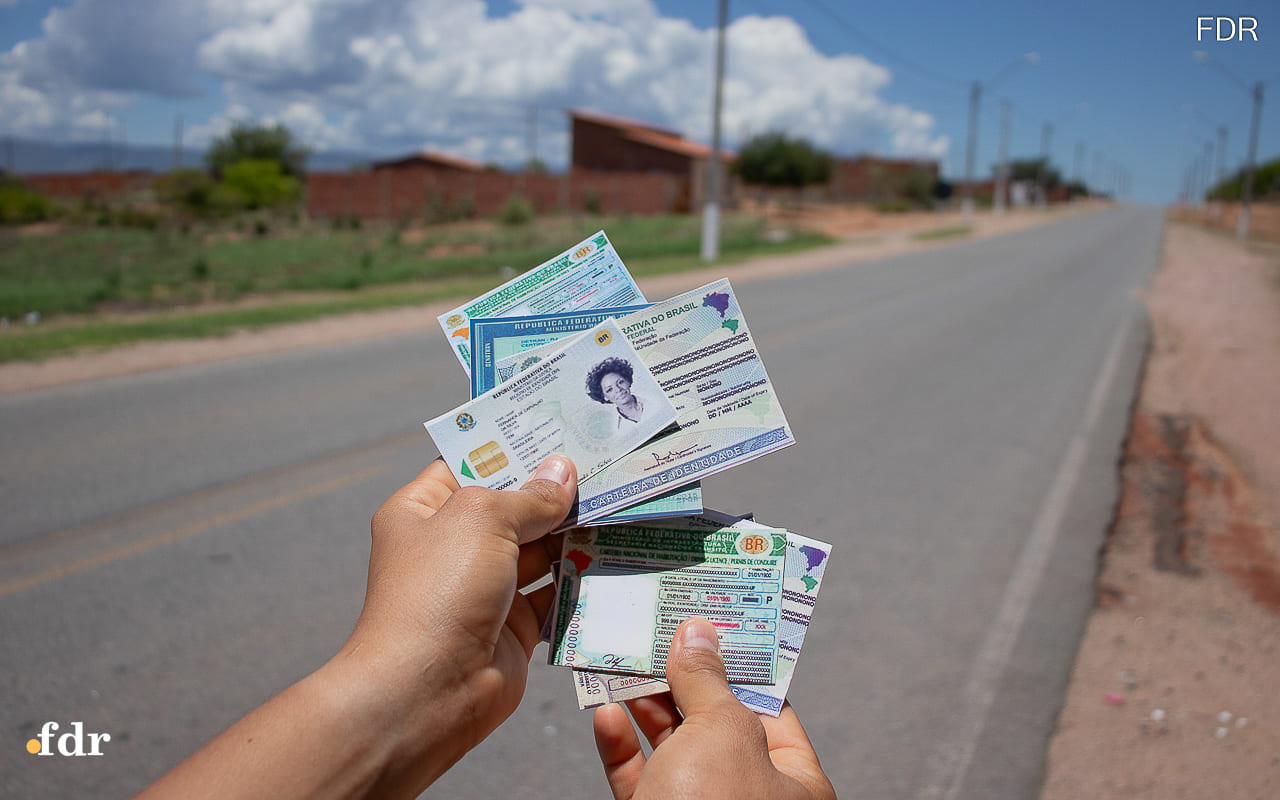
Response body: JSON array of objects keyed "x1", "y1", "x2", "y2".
[
  {"x1": 1169, "y1": 202, "x2": 1280, "y2": 243},
  {"x1": 305, "y1": 169, "x2": 690, "y2": 220},
  {"x1": 21, "y1": 171, "x2": 155, "y2": 199},
  {"x1": 830, "y1": 158, "x2": 939, "y2": 201}
]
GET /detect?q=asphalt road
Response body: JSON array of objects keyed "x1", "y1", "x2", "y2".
[{"x1": 1, "y1": 206, "x2": 1162, "y2": 799}]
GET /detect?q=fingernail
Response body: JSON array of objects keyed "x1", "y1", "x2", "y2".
[
  {"x1": 533, "y1": 455, "x2": 573, "y2": 486},
  {"x1": 680, "y1": 617, "x2": 719, "y2": 654}
]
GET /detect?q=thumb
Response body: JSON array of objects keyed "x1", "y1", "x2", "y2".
[
  {"x1": 664, "y1": 617, "x2": 739, "y2": 719},
  {"x1": 503, "y1": 455, "x2": 578, "y2": 544}
]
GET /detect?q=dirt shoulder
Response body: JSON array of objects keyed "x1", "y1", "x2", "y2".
[
  {"x1": 1041, "y1": 223, "x2": 1280, "y2": 798},
  {"x1": 0, "y1": 205, "x2": 1077, "y2": 395}
]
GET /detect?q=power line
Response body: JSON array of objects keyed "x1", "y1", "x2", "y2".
[{"x1": 791, "y1": 0, "x2": 965, "y2": 90}]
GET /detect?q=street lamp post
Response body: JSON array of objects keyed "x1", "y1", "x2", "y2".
[
  {"x1": 993, "y1": 101, "x2": 1012, "y2": 215},
  {"x1": 1038, "y1": 103, "x2": 1087, "y2": 208},
  {"x1": 1037, "y1": 122, "x2": 1052, "y2": 209},
  {"x1": 1194, "y1": 51, "x2": 1265, "y2": 240},
  {"x1": 1201, "y1": 140, "x2": 1214, "y2": 212},
  {"x1": 962, "y1": 81, "x2": 981, "y2": 223},
  {"x1": 1184, "y1": 105, "x2": 1230, "y2": 220},
  {"x1": 1238, "y1": 80, "x2": 1264, "y2": 239},
  {"x1": 700, "y1": 0, "x2": 729, "y2": 262},
  {"x1": 961, "y1": 52, "x2": 1038, "y2": 224}
]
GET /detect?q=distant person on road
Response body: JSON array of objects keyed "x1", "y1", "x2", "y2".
[
  {"x1": 587, "y1": 357, "x2": 647, "y2": 429},
  {"x1": 136, "y1": 455, "x2": 835, "y2": 800}
]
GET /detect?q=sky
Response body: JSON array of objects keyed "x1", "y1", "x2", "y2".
[{"x1": 0, "y1": 0, "x2": 1276, "y2": 204}]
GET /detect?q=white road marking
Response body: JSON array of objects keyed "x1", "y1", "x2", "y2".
[{"x1": 916, "y1": 315, "x2": 1136, "y2": 800}]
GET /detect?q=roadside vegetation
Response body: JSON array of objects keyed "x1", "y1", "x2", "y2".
[
  {"x1": 0, "y1": 124, "x2": 830, "y2": 363},
  {"x1": 911, "y1": 225, "x2": 972, "y2": 241},
  {"x1": 0, "y1": 214, "x2": 828, "y2": 362},
  {"x1": 1207, "y1": 155, "x2": 1279, "y2": 201}
]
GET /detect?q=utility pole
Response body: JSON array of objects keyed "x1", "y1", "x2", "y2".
[
  {"x1": 700, "y1": 0, "x2": 728, "y2": 262},
  {"x1": 1213, "y1": 124, "x2": 1227, "y2": 220},
  {"x1": 993, "y1": 101, "x2": 1011, "y2": 215},
  {"x1": 1237, "y1": 81, "x2": 1263, "y2": 240},
  {"x1": 960, "y1": 53, "x2": 1036, "y2": 222},
  {"x1": 527, "y1": 106, "x2": 538, "y2": 171},
  {"x1": 173, "y1": 114, "x2": 184, "y2": 171},
  {"x1": 1201, "y1": 140, "x2": 1214, "y2": 212},
  {"x1": 1037, "y1": 122, "x2": 1052, "y2": 209},
  {"x1": 961, "y1": 81, "x2": 981, "y2": 223},
  {"x1": 1193, "y1": 53, "x2": 1265, "y2": 239},
  {"x1": 1190, "y1": 154, "x2": 1201, "y2": 206}
]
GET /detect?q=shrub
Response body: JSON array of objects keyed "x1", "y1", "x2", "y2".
[
  {"x1": 874, "y1": 198, "x2": 913, "y2": 213},
  {"x1": 158, "y1": 169, "x2": 218, "y2": 215},
  {"x1": 220, "y1": 159, "x2": 302, "y2": 210},
  {"x1": 0, "y1": 181, "x2": 52, "y2": 224},
  {"x1": 113, "y1": 207, "x2": 162, "y2": 230},
  {"x1": 191, "y1": 256, "x2": 211, "y2": 280},
  {"x1": 733, "y1": 132, "x2": 832, "y2": 189},
  {"x1": 207, "y1": 123, "x2": 309, "y2": 179},
  {"x1": 498, "y1": 194, "x2": 535, "y2": 226}
]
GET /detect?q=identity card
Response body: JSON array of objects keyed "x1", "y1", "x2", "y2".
[
  {"x1": 424, "y1": 318, "x2": 676, "y2": 490},
  {"x1": 469, "y1": 303, "x2": 703, "y2": 524},
  {"x1": 437, "y1": 231, "x2": 645, "y2": 376},
  {"x1": 570, "y1": 279, "x2": 796, "y2": 524},
  {"x1": 572, "y1": 513, "x2": 832, "y2": 715},
  {"x1": 470, "y1": 304, "x2": 650, "y2": 398},
  {"x1": 548, "y1": 522, "x2": 786, "y2": 684}
]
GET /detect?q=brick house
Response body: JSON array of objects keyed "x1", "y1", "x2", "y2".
[
  {"x1": 569, "y1": 109, "x2": 736, "y2": 211},
  {"x1": 370, "y1": 150, "x2": 487, "y2": 175},
  {"x1": 830, "y1": 156, "x2": 939, "y2": 202}
]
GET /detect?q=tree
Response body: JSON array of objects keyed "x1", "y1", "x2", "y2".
[
  {"x1": 999, "y1": 157, "x2": 1062, "y2": 189},
  {"x1": 206, "y1": 123, "x2": 309, "y2": 179},
  {"x1": 732, "y1": 132, "x2": 832, "y2": 189},
  {"x1": 1209, "y1": 156, "x2": 1279, "y2": 201},
  {"x1": 219, "y1": 159, "x2": 302, "y2": 210}
]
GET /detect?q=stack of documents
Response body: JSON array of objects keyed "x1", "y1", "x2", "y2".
[{"x1": 424, "y1": 231, "x2": 831, "y2": 715}]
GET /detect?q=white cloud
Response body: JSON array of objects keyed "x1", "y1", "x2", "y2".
[
  {"x1": 0, "y1": 0, "x2": 949, "y2": 165},
  {"x1": 14, "y1": 0, "x2": 209, "y2": 96}
]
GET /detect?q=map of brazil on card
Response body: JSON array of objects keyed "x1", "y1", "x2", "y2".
[{"x1": 424, "y1": 318, "x2": 676, "y2": 490}]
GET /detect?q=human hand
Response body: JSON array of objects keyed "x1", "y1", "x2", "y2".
[
  {"x1": 333, "y1": 454, "x2": 577, "y2": 793},
  {"x1": 593, "y1": 617, "x2": 836, "y2": 800},
  {"x1": 137, "y1": 455, "x2": 578, "y2": 800}
]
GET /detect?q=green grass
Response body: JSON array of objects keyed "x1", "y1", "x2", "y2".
[
  {"x1": 911, "y1": 225, "x2": 972, "y2": 241},
  {"x1": 0, "y1": 214, "x2": 831, "y2": 362}
]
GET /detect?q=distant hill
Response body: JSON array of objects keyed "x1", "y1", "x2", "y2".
[{"x1": 1, "y1": 137, "x2": 380, "y2": 174}]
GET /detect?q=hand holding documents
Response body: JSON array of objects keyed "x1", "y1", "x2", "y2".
[{"x1": 424, "y1": 230, "x2": 831, "y2": 716}]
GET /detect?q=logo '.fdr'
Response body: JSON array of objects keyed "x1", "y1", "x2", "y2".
[{"x1": 26, "y1": 722, "x2": 110, "y2": 757}]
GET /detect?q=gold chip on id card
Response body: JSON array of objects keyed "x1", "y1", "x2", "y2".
[{"x1": 468, "y1": 441, "x2": 509, "y2": 477}]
